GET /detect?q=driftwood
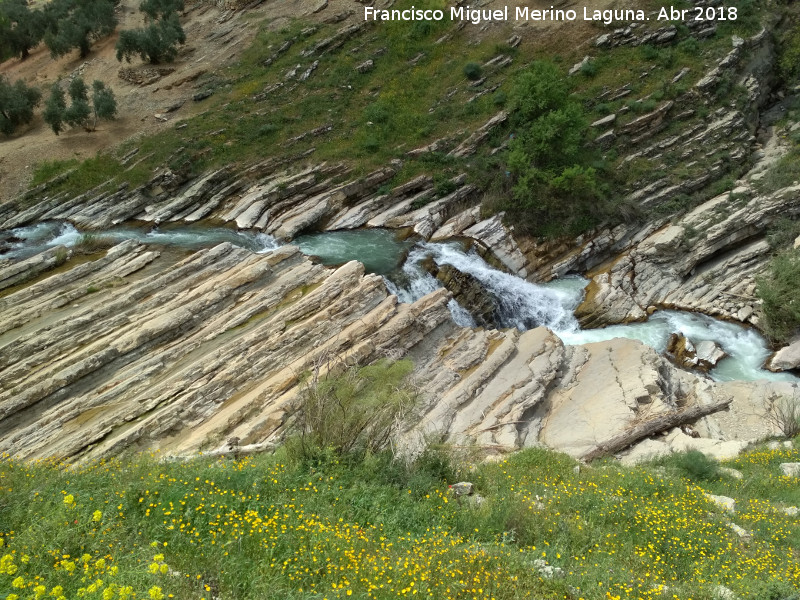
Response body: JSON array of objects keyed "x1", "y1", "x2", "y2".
[
  {"x1": 580, "y1": 397, "x2": 734, "y2": 462},
  {"x1": 162, "y1": 440, "x2": 276, "y2": 462}
]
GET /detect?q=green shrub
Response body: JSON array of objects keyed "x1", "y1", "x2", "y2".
[
  {"x1": 766, "y1": 217, "x2": 800, "y2": 250},
  {"x1": 463, "y1": 61, "x2": 483, "y2": 81},
  {"x1": 670, "y1": 450, "x2": 720, "y2": 482},
  {"x1": 287, "y1": 357, "x2": 418, "y2": 463},
  {"x1": 757, "y1": 250, "x2": 800, "y2": 342},
  {"x1": 492, "y1": 90, "x2": 506, "y2": 107},
  {"x1": 764, "y1": 395, "x2": 800, "y2": 439},
  {"x1": 579, "y1": 59, "x2": 597, "y2": 77}
]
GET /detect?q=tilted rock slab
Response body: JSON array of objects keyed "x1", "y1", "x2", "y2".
[{"x1": 1, "y1": 243, "x2": 796, "y2": 463}]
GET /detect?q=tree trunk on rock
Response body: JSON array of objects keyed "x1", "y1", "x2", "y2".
[{"x1": 580, "y1": 397, "x2": 734, "y2": 462}]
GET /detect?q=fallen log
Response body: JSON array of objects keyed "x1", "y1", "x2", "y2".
[
  {"x1": 162, "y1": 441, "x2": 277, "y2": 462},
  {"x1": 580, "y1": 397, "x2": 733, "y2": 462}
]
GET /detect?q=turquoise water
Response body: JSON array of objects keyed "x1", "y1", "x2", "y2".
[
  {"x1": 2, "y1": 220, "x2": 794, "y2": 382},
  {"x1": 293, "y1": 229, "x2": 415, "y2": 275}
]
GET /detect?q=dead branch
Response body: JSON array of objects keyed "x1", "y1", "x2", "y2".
[{"x1": 580, "y1": 397, "x2": 734, "y2": 462}]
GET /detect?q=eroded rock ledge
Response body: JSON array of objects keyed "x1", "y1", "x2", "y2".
[{"x1": 0, "y1": 242, "x2": 795, "y2": 463}]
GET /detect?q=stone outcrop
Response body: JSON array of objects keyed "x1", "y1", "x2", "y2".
[
  {"x1": 573, "y1": 181, "x2": 800, "y2": 328},
  {"x1": 0, "y1": 159, "x2": 481, "y2": 248},
  {"x1": 431, "y1": 263, "x2": 497, "y2": 328},
  {"x1": 767, "y1": 338, "x2": 800, "y2": 372},
  {"x1": 666, "y1": 333, "x2": 727, "y2": 373},
  {"x1": 1, "y1": 242, "x2": 796, "y2": 463}
]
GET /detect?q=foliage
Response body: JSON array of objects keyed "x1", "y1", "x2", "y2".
[
  {"x1": 44, "y1": 0, "x2": 117, "y2": 59},
  {"x1": 139, "y1": 0, "x2": 184, "y2": 21},
  {"x1": 44, "y1": 77, "x2": 116, "y2": 134},
  {"x1": 766, "y1": 217, "x2": 800, "y2": 250},
  {"x1": 90, "y1": 79, "x2": 118, "y2": 126},
  {"x1": 115, "y1": 14, "x2": 185, "y2": 64},
  {"x1": 663, "y1": 450, "x2": 721, "y2": 482},
  {"x1": 764, "y1": 395, "x2": 800, "y2": 439},
  {"x1": 0, "y1": 75, "x2": 41, "y2": 135},
  {"x1": 64, "y1": 77, "x2": 92, "y2": 129},
  {"x1": 43, "y1": 82, "x2": 67, "y2": 135},
  {"x1": 2, "y1": 441, "x2": 800, "y2": 600},
  {"x1": 462, "y1": 61, "x2": 482, "y2": 81},
  {"x1": 288, "y1": 357, "x2": 418, "y2": 462},
  {"x1": 491, "y1": 61, "x2": 620, "y2": 237},
  {"x1": 0, "y1": 0, "x2": 50, "y2": 60},
  {"x1": 757, "y1": 250, "x2": 800, "y2": 342},
  {"x1": 779, "y1": 21, "x2": 800, "y2": 83}
]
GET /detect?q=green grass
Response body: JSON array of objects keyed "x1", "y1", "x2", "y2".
[
  {"x1": 19, "y1": 0, "x2": 779, "y2": 239},
  {"x1": 1, "y1": 440, "x2": 799, "y2": 600},
  {"x1": 757, "y1": 249, "x2": 800, "y2": 343},
  {"x1": 754, "y1": 146, "x2": 800, "y2": 195},
  {"x1": 30, "y1": 159, "x2": 79, "y2": 187}
]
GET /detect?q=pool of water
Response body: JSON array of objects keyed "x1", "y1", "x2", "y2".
[{"x1": 2, "y1": 220, "x2": 793, "y2": 382}]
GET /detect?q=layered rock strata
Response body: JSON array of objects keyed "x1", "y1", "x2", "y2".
[{"x1": 0, "y1": 242, "x2": 796, "y2": 463}]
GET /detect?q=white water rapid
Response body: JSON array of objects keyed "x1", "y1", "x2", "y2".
[
  {"x1": 1, "y1": 221, "x2": 794, "y2": 382},
  {"x1": 392, "y1": 242, "x2": 796, "y2": 383}
]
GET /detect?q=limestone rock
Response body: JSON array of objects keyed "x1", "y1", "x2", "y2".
[
  {"x1": 705, "y1": 493, "x2": 736, "y2": 513},
  {"x1": 666, "y1": 334, "x2": 727, "y2": 373},
  {"x1": 432, "y1": 263, "x2": 497, "y2": 328},
  {"x1": 0, "y1": 237, "x2": 796, "y2": 464},
  {"x1": 568, "y1": 56, "x2": 593, "y2": 76},
  {"x1": 719, "y1": 467, "x2": 744, "y2": 480},
  {"x1": 463, "y1": 216, "x2": 528, "y2": 278},
  {"x1": 767, "y1": 338, "x2": 800, "y2": 372},
  {"x1": 448, "y1": 482, "x2": 474, "y2": 496},
  {"x1": 780, "y1": 463, "x2": 800, "y2": 477}
]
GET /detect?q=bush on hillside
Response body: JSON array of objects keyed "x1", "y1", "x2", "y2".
[
  {"x1": 463, "y1": 62, "x2": 482, "y2": 81},
  {"x1": 0, "y1": 75, "x2": 41, "y2": 135},
  {"x1": 287, "y1": 357, "x2": 418, "y2": 463},
  {"x1": 493, "y1": 61, "x2": 623, "y2": 237},
  {"x1": 757, "y1": 250, "x2": 800, "y2": 342},
  {"x1": 670, "y1": 450, "x2": 720, "y2": 482},
  {"x1": 115, "y1": 14, "x2": 186, "y2": 65}
]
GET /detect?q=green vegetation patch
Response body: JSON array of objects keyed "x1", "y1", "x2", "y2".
[
  {"x1": 757, "y1": 249, "x2": 800, "y2": 343},
  {"x1": 2, "y1": 438, "x2": 799, "y2": 600}
]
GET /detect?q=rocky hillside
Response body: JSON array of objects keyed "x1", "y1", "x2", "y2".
[{"x1": 0, "y1": 235, "x2": 796, "y2": 463}]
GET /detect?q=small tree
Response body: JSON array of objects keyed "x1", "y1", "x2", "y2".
[
  {"x1": 44, "y1": 0, "x2": 117, "y2": 59},
  {"x1": 90, "y1": 80, "x2": 117, "y2": 128},
  {"x1": 115, "y1": 14, "x2": 185, "y2": 65},
  {"x1": 0, "y1": 75, "x2": 41, "y2": 135},
  {"x1": 139, "y1": 0, "x2": 184, "y2": 21},
  {"x1": 64, "y1": 77, "x2": 91, "y2": 128},
  {"x1": 43, "y1": 77, "x2": 117, "y2": 134},
  {"x1": 0, "y1": 0, "x2": 50, "y2": 60},
  {"x1": 43, "y1": 83, "x2": 67, "y2": 134}
]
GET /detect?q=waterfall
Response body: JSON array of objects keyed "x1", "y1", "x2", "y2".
[
  {"x1": 2, "y1": 221, "x2": 795, "y2": 382},
  {"x1": 390, "y1": 242, "x2": 579, "y2": 332},
  {"x1": 387, "y1": 241, "x2": 796, "y2": 383}
]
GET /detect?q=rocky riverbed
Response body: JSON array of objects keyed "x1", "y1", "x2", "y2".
[{"x1": 1, "y1": 233, "x2": 797, "y2": 465}]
